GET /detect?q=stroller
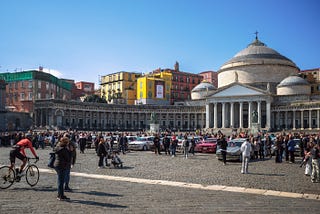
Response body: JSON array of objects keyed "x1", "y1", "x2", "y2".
[{"x1": 111, "y1": 150, "x2": 123, "y2": 168}]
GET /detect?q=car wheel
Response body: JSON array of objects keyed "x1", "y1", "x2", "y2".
[{"x1": 142, "y1": 145, "x2": 147, "y2": 151}]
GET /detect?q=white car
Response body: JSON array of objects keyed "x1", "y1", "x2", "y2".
[{"x1": 128, "y1": 136, "x2": 154, "y2": 151}]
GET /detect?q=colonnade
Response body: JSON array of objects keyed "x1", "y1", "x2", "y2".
[{"x1": 205, "y1": 99, "x2": 271, "y2": 130}]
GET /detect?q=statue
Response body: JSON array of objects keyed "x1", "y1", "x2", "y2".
[
  {"x1": 150, "y1": 112, "x2": 157, "y2": 124},
  {"x1": 235, "y1": 72, "x2": 238, "y2": 82},
  {"x1": 252, "y1": 111, "x2": 258, "y2": 123},
  {"x1": 174, "y1": 61, "x2": 179, "y2": 71}
]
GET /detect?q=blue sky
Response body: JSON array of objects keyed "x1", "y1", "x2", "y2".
[{"x1": 0, "y1": 0, "x2": 319, "y2": 88}]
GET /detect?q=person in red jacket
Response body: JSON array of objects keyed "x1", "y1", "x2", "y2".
[{"x1": 9, "y1": 133, "x2": 39, "y2": 175}]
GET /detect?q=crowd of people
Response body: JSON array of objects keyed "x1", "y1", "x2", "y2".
[{"x1": 2, "y1": 128, "x2": 320, "y2": 201}]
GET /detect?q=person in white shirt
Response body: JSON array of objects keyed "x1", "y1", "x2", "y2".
[{"x1": 240, "y1": 139, "x2": 252, "y2": 174}]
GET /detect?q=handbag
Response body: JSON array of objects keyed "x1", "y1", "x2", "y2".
[{"x1": 47, "y1": 152, "x2": 56, "y2": 168}]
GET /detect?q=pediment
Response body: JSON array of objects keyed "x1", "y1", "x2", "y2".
[{"x1": 210, "y1": 84, "x2": 266, "y2": 97}]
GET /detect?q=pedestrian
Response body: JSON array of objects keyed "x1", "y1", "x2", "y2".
[
  {"x1": 54, "y1": 137, "x2": 72, "y2": 201},
  {"x1": 310, "y1": 142, "x2": 320, "y2": 183},
  {"x1": 78, "y1": 133, "x2": 86, "y2": 154},
  {"x1": 189, "y1": 135, "x2": 196, "y2": 156},
  {"x1": 163, "y1": 134, "x2": 171, "y2": 155},
  {"x1": 253, "y1": 138, "x2": 259, "y2": 159},
  {"x1": 182, "y1": 135, "x2": 189, "y2": 159},
  {"x1": 64, "y1": 133, "x2": 77, "y2": 191},
  {"x1": 170, "y1": 136, "x2": 178, "y2": 157},
  {"x1": 96, "y1": 137, "x2": 109, "y2": 168},
  {"x1": 241, "y1": 138, "x2": 252, "y2": 174},
  {"x1": 287, "y1": 136, "x2": 296, "y2": 163},
  {"x1": 153, "y1": 133, "x2": 161, "y2": 155},
  {"x1": 217, "y1": 134, "x2": 227, "y2": 165}
]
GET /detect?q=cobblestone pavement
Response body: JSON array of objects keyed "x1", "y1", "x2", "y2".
[{"x1": 0, "y1": 147, "x2": 319, "y2": 213}]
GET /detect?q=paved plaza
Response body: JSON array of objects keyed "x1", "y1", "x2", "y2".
[{"x1": 0, "y1": 146, "x2": 319, "y2": 213}]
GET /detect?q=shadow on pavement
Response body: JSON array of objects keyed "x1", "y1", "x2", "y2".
[
  {"x1": 248, "y1": 172, "x2": 285, "y2": 176},
  {"x1": 75, "y1": 190, "x2": 122, "y2": 197},
  {"x1": 66, "y1": 199, "x2": 127, "y2": 208}
]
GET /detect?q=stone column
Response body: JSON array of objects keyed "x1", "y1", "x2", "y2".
[
  {"x1": 214, "y1": 103, "x2": 218, "y2": 129},
  {"x1": 230, "y1": 102, "x2": 234, "y2": 128},
  {"x1": 317, "y1": 110, "x2": 320, "y2": 130},
  {"x1": 293, "y1": 111, "x2": 296, "y2": 130},
  {"x1": 285, "y1": 111, "x2": 288, "y2": 130},
  {"x1": 205, "y1": 103, "x2": 212, "y2": 129},
  {"x1": 222, "y1": 102, "x2": 226, "y2": 128},
  {"x1": 248, "y1": 102, "x2": 252, "y2": 128},
  {"x1": 300, "y1": 110, "x2": 304, "y2": 129},
  {"x1": 257, "y1": 101, "x2": 261, "y2": 125},
  {"x1": 239, "y1": 102, "x2": 243, "y2": 129},
  {"x1": 266, "y1": 101, "x2": 271, "y2": 130},
  {"x1": 309, "y1": 110, "x2": 312, "y2": 129}
]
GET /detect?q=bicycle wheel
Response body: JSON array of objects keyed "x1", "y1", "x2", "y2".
[
  {"x1": 25, "y1": 165, "x2": 39, "y2": 187},
  {"x1": 0, "y1": 166, "x2": 15, "y2": 189}
]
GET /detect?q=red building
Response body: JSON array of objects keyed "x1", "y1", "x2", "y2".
[
  {"x1": 199, "y1": 71, "x2": 218, "y2": 88},
  {"x1": 152, "y1": 62, "x2": 203, "y2": 104}
]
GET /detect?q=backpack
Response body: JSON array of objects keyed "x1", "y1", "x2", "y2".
[{"x1": 47, "y1": 152, "x2": 56, "y2": 168}]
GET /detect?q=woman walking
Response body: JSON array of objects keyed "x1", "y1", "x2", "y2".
[{"x1": 54, "y1": 137, "x2": 72, "y2": 201}]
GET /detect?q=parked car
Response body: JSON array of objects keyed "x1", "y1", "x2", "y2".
[
  {"x1": 216, "y1": 138, "x2": 249, "y2": 161},
  {"x1": 195, "y1": 138, "x2": 217, "y2": 153},
  {"x1": 128, "y1": 136, "x2": 154, "y2": 151}
]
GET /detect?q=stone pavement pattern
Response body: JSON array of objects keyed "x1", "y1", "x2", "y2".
[{"x1": 0, "y1": 147, "x2": 319, "y2": 213}]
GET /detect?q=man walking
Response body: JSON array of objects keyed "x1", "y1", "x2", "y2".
[{"x1": 241, "y1": 138, "x2": 252, "y2": 174}]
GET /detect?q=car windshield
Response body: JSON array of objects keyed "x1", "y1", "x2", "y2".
[
  {"x1": 228, "y1": 141, "x2": 242, "y2": 147},
  {"x1": 136, "y1": 137, "x2": 147, "y2": 141}
]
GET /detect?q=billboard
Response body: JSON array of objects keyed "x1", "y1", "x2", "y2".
[{"x1": 156, "y1": 83, "x2": 164, "y2": 99}]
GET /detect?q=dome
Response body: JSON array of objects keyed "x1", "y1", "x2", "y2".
[
  {"x1": 222, "y1": 39, "x2": 296, "y2": 67},
  {"x1": 191, "y1": 82, "x2": 216, "y2": 100},
  {"x1": 217, "y1": 36, "x2": 299, "y2": 89},
  {"x1": 191, "y1": 82, "x2": 216, "y2": 92},
  {"x1": 277, "y1": 76, "x2": 309, "y2": 87},
  {"x1": 277, "y1": 75, "x2": 310, "y2": 95}
]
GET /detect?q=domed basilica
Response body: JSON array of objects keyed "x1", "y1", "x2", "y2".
[{"x1": 190, "y1": 35, "x2": 319, "y2": 131}]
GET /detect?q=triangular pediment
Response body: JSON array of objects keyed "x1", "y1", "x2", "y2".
[{"x1": 210, "y1": 84, "x2": 266, "y2": 97}]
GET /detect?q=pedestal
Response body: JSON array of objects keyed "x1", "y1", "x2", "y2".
[
  {"x1": 250, "y1": 123, "x2": 260, "y2": 135},
  {"x1": 150, "y1": 123, "x2": 160, "y2": 133}
]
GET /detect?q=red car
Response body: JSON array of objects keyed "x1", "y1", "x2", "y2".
[{"x1": 195, "y1": 138, "x2": 217, "y2": 153}]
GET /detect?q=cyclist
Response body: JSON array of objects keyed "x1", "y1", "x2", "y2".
[{"x1": 9, "y1": 133, "x2": 39, "y2": 176}]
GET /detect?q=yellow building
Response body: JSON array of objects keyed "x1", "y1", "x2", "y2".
[
  {"x1": 136, "y1": 72, "x2": 172, "y2": 105},
  {"x1": 100, "y1": 71, "x2": 142, "y2": 105}
]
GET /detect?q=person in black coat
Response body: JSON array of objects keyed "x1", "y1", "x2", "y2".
[
  {"x1": 54, "y1": 137, "x2": 72, "y2": 201},
  {"x1": 97, "y1": 137, "x2": 109, "y2": 168},
  {"x1": 217, "y1": 134, "x2": 227, "y2": 165}
]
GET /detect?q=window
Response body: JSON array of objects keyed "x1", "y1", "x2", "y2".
[
  {"x1": 28, "y1": 81, "x2": 33, "y2": 88},
  {"x1": 28, "y1": 92, "x2": 33, "y2": 100},
  {"x1": 46, "y1": 82, "x2": 49, "y2": 90},
  {"x1": 38, "y1": 93, "x2": 41, "y2": 99},
  {"x1": 21, "y1": 81, "x2": 24, "y2": 88},
  {"x1": 20, "y1": 93, "x2": 25, "y2": 101},
  {"x1": 38, "y1": 81, "x2": 41, "y2": 89}
]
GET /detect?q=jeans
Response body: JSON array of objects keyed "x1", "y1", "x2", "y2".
[
  {"x1": 171, "y1": 146, "x2": 176, "y2": 156},
  {"x1": 65, "y1": 168, "x2": 71, "y2": 188},
  {"x1": 98, "y1": 155, "x2": 105, "y2": 167},
  {"x1": 183, "y1": 147, "x2": 188, "y2": 158},
  {"x1": 55, "y1": 168, "x2": 68, "y2": 197},
  {"x1": 241, "y1": 156, "x2": 250, "y2": 174}
]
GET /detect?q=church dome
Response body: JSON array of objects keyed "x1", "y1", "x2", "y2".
[
  {"x1": 277, "y1": 75, "x2": 310, "y2": 95},
  {"x1": 218, "y1": 36, "x2": 299, "y2": 90},
  {"x1": 277, "y1": 75, "x2": 309, "y2": 87},
  {"x1": 191, "y1": 81, "x2": 216, "y2": 100},
  {"x1": 191, "y1": 81, "x2": 216, "y2": 92}
]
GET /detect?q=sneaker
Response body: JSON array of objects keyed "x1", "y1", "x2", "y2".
[
  {"x1": 65, "y1": 186, "x2": 73, "y2": 192},
  {"x1": 61, "y1": 195, "x2": 70, "y2": 200}
]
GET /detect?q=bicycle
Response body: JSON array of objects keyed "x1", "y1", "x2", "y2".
[{"x1": 0, "y1": 157, "x2": 40, "y2": 189}]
